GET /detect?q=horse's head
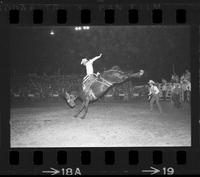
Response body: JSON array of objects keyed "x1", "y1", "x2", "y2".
[
  {"x1": 128, "y1": 70, "x2": 144, "y2": 78},
  {"x1": 102, "y1": 66, "x2": 144, "y2": 84},
  {"x1": 102, "y1": 66, "x2": 129, "y2": 83},
  {"x1": 64, "y1": 91, "x2": 77, "y2": 108}
]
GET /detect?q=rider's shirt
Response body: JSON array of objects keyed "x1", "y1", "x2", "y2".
[
  {"x1": 85, "y1": 60, "x2": 94, "y2": 75},
  {"x1": 149, "y1": 85, "x2": 160, "y2": 95}
]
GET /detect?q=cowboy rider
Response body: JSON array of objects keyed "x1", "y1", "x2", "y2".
[
  {"x1": 81, "y1": 53, "x2": 102, "y2": 92},
  {"x1": 81, "y1": 53, "x2": 102, "y2": 77}
]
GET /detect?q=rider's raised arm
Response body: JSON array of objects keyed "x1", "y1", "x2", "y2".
[{"x1": 90, "y1": 53, "x2": 102, "y2": 63}]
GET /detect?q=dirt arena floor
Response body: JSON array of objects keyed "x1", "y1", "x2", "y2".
[{"x1": 10, "y1": 98, "x2": 191, "y2": 147}]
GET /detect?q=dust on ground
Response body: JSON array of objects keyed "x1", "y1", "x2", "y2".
[{"x1": 10, "y1": 99, "x2": 191, "y2": 147}]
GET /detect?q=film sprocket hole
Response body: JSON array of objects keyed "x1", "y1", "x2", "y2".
[{"x1": 0, "y1": 0, "x2": 199, "y2": 175}]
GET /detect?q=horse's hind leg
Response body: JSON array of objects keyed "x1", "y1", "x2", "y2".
[
  {"x1": 80, "y1": 99, "x2": 89, "y2": 119},
  {"x1": 74, "y1": 102, "x2": 85, "y2": 118}
]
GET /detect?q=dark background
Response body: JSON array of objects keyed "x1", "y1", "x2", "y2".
[{"x1": 9, "y1": 26, "x2": 190, "y2": 81}]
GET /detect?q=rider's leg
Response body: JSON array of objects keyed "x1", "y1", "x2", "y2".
[{"x1": 74, "y1": 101, "x2": 85, "y2": 118}]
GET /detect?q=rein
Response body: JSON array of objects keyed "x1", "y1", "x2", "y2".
[{"x1": 96, "y1": 76, "x2": 113, "y2": 87}]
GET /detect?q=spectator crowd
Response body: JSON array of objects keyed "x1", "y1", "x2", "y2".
[
  {"x1": 11, "y1": 70, "x2": 191, "y2": 105},
  {"x1": 10, "y1": 73, "x2": 82, "y2": 100}
]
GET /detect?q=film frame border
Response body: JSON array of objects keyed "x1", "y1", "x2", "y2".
[{"x1": 0, "y1": 0, "x2": 199, "y2": 175}]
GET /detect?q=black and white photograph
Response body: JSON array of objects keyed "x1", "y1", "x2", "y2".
[{"x1": 10, "y1": 26, "x2": 191, "y2": 147}]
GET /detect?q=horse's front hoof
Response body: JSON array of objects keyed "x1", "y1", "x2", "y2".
[{"x1": 80, "y1": 116, "x2": 85, "y2": 119}]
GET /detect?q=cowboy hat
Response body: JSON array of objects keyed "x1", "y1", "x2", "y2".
[
  {"x1": 81, "y1": 58, "x2": 88, "y2": 65},
  {"x1": 148, "y1": 80, "x2": 155, "y2": 84}
]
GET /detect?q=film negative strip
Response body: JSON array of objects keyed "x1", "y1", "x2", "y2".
[{"x1": 0, "y1": 0, "x2": 199, "y2": 175}]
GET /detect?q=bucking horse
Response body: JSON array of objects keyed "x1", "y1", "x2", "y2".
[{"x1": 64, "y1": 66, "x2": 144, "y2": 119}]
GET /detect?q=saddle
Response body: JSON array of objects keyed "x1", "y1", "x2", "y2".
[
  {"x1": 82, "y1": 73, "x2": 113, "y2": 93},
  {"x1": 82, "y1": 74, "x2": 98, "y2": 92}
]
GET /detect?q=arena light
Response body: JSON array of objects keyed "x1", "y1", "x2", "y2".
[
  {"x1": 75, "y1": 27, "x2": 82, "y2": 31},
  {"x1": 83, "y1": 26, "x2": 90, "y2": 30},
  {"x1": 74, "y1": 26, "x2": 81, "y2": 31},
  {"x1": 50, "y1": 30, "x2": 55, "y2": 35},
  {"x1": 74, "y1": 26, "x2": 90, "y2": 31}
]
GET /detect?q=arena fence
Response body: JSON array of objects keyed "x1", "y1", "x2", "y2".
[{"x1": 11, "y1": 74, "x2": 190, "y2": 102}]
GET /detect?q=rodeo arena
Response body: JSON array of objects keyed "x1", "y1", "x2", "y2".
[
  {"x1": 10, "y1": 26, "x2": 192, "y2": 147},
  {"x1": 10, "y1": 67, "x2": 191, "y2": 147}
]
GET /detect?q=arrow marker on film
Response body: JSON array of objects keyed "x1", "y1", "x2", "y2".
[
  {"x1": 142, "y1": 166, "x2": 160, "y2": 175},
  {"x1": 42, "y1": 167, "x2": 60, "y2": 175}
]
